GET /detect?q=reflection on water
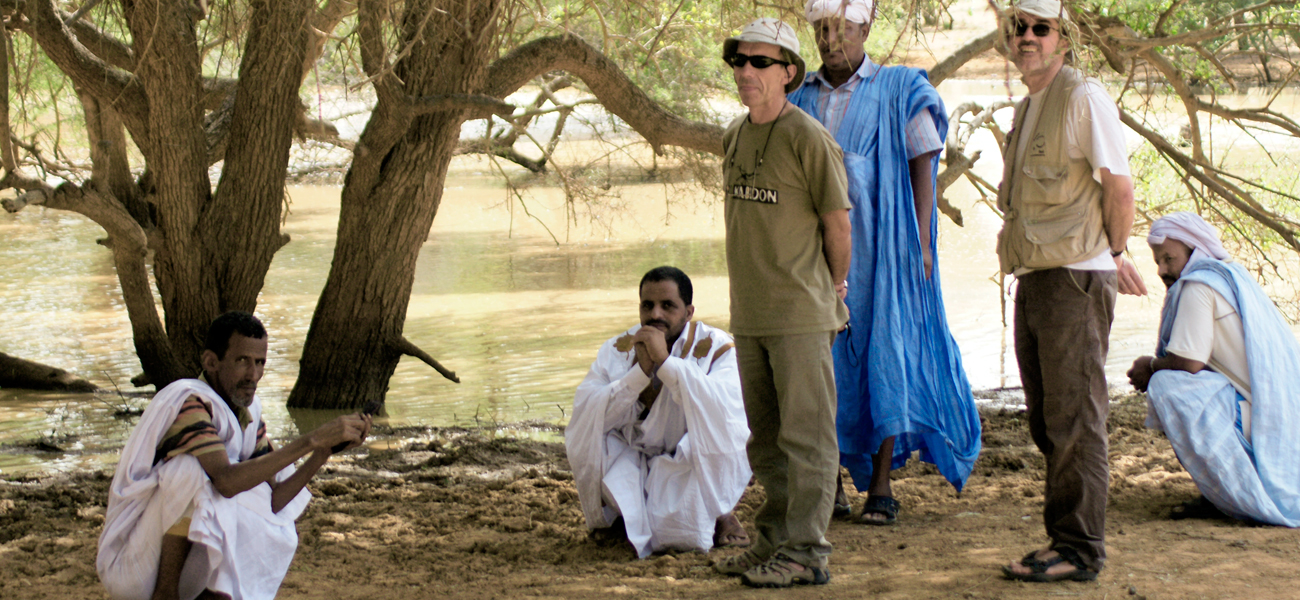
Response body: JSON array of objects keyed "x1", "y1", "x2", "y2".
[
  {"x1": 5, "y1": 82, "x2": 1300, "y2": 476},
  {"x1": 0, "y1": 175, "x2": 742, "y2": 475}
]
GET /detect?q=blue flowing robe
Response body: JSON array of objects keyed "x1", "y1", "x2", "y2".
[
  {"x1": 1147, "y1": 258, "x2": 1300, "y2": 526},
  {"x1": 789, "y1": 66, "x2": 981, "y2": 492}
]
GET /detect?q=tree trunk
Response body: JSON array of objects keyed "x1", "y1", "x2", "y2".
[
  {"x1": 0, "y1": 352, "x2": 97, "y2": 392},
  {"x1": 125, "y1": 0, "x2": 220, "y2": 375},
  {"x1": 80, "y1": 92, "x2": 149, "y2": 226},
  {"x1": 201, "y1": 0, "x2": 313, "y2": 313},
  {"x1": 289, "y1": 0, "x2": 502, "y2": 409}
]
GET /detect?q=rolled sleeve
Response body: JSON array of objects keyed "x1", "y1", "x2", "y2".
[{"x1": 905, "y1": 112, "x2": 944, "y2": 160}]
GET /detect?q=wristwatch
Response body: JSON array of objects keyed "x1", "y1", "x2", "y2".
[{"x1": 1110, "y1": 248, "x2": 1125, "y2": 257}]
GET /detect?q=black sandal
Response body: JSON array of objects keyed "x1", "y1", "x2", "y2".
[
  {"x1": 857, "y1": 495, "x2": 899, "y2": 525},
  {"x1": 1002, "y1": 546, "x2": 1099, "y2": 583}
]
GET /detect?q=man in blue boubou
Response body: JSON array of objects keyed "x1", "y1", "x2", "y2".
[{"x1": 788, "y1": 0, "x2": 981, "y2": 527}]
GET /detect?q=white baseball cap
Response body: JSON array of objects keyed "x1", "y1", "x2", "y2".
[{"x1": 723, "y1": 18, "x2": 806, "y2": 93}]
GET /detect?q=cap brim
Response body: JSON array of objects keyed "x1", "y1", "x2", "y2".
[{"x1": 785, "y1": 62, "x2": 806, "y2": 94}]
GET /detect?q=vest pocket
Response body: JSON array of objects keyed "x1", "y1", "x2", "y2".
[
  {"x1": 1022, "y1": 212, "x2": 1087, "y2": 263},
  {"x1": 1020, "y1": 163, "x2": 1069, "y2": 205}
]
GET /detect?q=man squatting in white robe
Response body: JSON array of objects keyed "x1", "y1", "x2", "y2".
[
  {"x1": 566, "y1": 266, "x2": 753, "y2": 557},
  {"x1": 98, "y1": 311, "x2": 372, "y2": 600},
  {"x1": 1128, "y1": 212, "x2": 1300, "y2": 526}
]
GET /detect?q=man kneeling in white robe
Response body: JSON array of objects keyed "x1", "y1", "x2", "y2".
[
  {"x1": 1128, "y1": 213, "x2": 1300, "y2": 526},
  {"x1": 97, "y1": 311, "x2": 373, "y2": 600},
  {"x1": 567, "y1": 266, "x2": 753, "y2": 558}
]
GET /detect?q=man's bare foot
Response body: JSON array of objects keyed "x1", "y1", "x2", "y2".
[
  {"x1": 833, "y1": 473, "x2": 852, "y2": 518},
  {"x1": 713, "y1": 512, "x2": 751, "y2": 548}
]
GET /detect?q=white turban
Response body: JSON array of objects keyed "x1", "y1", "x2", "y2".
[
  {"x1": 805, "y1": 0, "x2": 875, "y2": 25},
  {"x1": 1011, "y1": 0, "x2": 1071, "y2": 22},
  {"x1": 1148, "y1": 212, "x2": 1231, "y2": 262}
]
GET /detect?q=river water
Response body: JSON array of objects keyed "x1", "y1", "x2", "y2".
[{"x1": 2, "y1": 80, "x2": 1297, "y2": 475}]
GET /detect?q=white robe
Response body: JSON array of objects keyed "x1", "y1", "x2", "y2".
[
  {"x1": 97, "y1": 379, "x2": 310, "y2": 600},
  {"x1": 566, "y1": 321, "x2": 752, "y2": 558}
]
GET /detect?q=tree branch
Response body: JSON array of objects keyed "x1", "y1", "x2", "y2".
[
  {"x1": 305, "y1": 0, "x2": 358, "y2": 77},
  {"x1": 393, "y1": 336, "x2": 460, "y2": 383},
  {"x1": 22, "y1": 0, "x2": 147, "y2": 139},
  {"x1": 935, "y1": 149, "x2": 976, "y2": 226},
  {"x1": 62, "y1": 0, "x2": 109, "y2": 26},
  {"x1": 408, "y1": 93, "x2": 514, "y2": 119},
  {"x1": 1194, "y1": 99, "x2": 1300, "y2": 137},
  {"x1": 356, "y1": 0, "x2": 403, "y2": 104},
  {"x1": 346, "y1": 0, "x2": 412, "y2": 179},
  {"x1": 0, "y1": 352, "x2": 97, "y2": 392},
  {"x1": 1153, "y1": 0, "x2": 1191, "y2": 37},
  {"x1": 1119, "y1": 109, "x2": 1300, "y2": 252},
  {"x1": 455, "y1": 137, "x2": 547, "y2": 172},
  {"x1": 61, "y1": 6, "x2": 134, "y2": 70},
  {"x1": 484, "y1": 34, "x2": 724, "y2": 156},
  {"x1": 928, "y1": 28, "x2": 998, "y2": 87}
]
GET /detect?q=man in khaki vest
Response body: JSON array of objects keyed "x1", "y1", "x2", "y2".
[{"x1": 995, "y1": 0, "x2": 1147, "y2": 583}]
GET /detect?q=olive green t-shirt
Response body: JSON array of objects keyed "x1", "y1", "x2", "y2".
[{"x1": 722, "y1": 105, "x2": 850, "y2": 336}]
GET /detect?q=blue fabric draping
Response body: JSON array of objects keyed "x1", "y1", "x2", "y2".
[
  {"x1": 1148, "y1": 259, "x2": 1300, "y2": 526},
  {"x1": 789, "y1": 67, "x2": 981, "y2": 491}
]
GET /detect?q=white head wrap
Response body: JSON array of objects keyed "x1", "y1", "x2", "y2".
[
  {"x1": 1148, "y1": 212, "x2": 1231, "y2": 269},
  {"x1": 1011, "y1": 0, "x2": 1071, "y2": 22},
  {"x1": 805, "y1": 0, "x2": 875, "y2": 25}
]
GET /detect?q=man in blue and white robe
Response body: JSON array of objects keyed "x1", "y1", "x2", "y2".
[
  {"x1": 1128, "y1": 212, "x2": 1300, "y2": 526},
  {"x1": 788, "y1": 0, "x2": 981, "y2": 523}
]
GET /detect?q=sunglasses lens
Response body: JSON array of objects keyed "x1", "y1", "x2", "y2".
[
  {"x1": 726, "y1": 54, "x2": 785, "y2": 69},
  {"x1": 1010, "y1": 19, "x2": 1054, "y2": 37}
]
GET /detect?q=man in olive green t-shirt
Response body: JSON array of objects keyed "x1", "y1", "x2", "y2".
[{"x1": 710, "y1": 18, "x2": 851, "y2": 589}]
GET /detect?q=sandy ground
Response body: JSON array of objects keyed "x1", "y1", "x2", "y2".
[{"x1": 4, "y1": 393, "x2": 1298, "y2": 600}]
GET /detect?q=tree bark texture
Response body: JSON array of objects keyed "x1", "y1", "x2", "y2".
[
  {"x1": 120, "y1": 0, "x2": 219, "y2": 372},
  {"x1": 201, "y1": 0, "x2": 313, "y2": 313},
  {"x1": 289, "y1": 0, "x2": 504, "y2": 409},
  {"x1": 79, "y1": 92, "x2": 150, "y2": 225}
]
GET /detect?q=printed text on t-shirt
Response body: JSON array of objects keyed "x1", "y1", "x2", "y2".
[{"x1": 731, "y1": 184, "x2": 778, "y2": 204}]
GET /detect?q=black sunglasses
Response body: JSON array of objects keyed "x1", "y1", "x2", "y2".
[
  {"x1": 1008, "y1": 19, "x2": 1056, "y2": 38},
  {"x1": 724, "y1": 53, "x2": 791, "y2": 69}
]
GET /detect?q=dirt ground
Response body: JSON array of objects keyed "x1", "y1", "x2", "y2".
[{"x1": 3, "y1": 393, "x2": 1298, "y2": 600}]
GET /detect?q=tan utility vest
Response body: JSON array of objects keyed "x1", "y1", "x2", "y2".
[{"x1": 996, "y1": 66, "x2": 1109, "y2": 274}]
